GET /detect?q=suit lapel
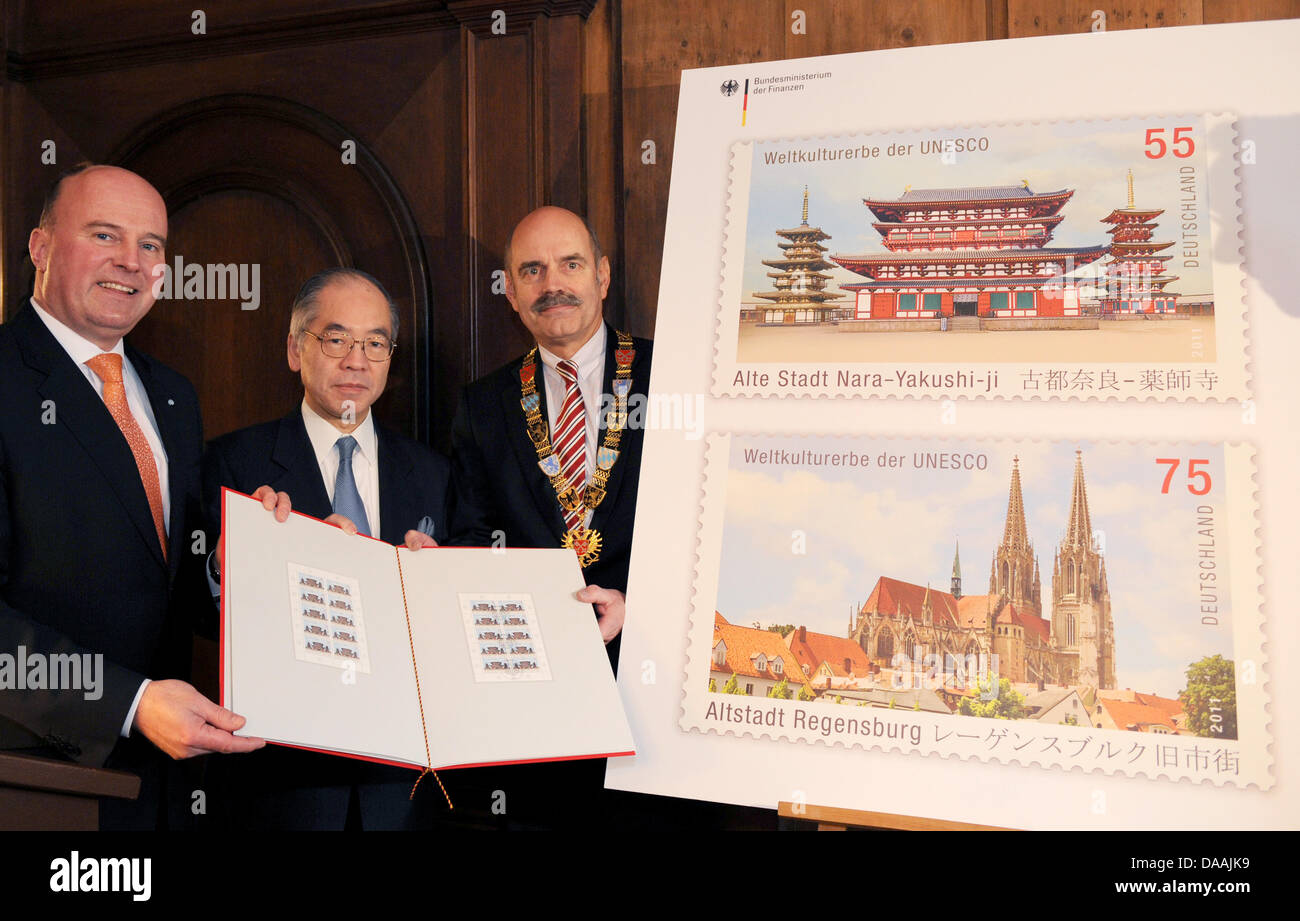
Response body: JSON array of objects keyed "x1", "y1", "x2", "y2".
[
  {"x1": 589, "y1": 326, "x2": 638, "y2": 537},
  {"x1": 271, "y1": 411, "x2": 333, "y2": 519},
  {"x1": 376, "y1": 426, "x2": 416, "y2": 545},
  {"x1": 13, "y1": 308, "x2": 167, "y2": 570},
  {"x1": 499, "y1": 357, "x2": 568, "y2": 542}
]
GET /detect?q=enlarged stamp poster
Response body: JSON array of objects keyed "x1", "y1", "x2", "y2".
[
  {"x1": 686, "y1": 435, "x2": 1265, "y2": 787},
  {"x1": 609, "y1": 21, "x2": 1300, "y2": 829},
  {"x1": 715, "y1": 114, "x2": 1246, "y2": 401}
]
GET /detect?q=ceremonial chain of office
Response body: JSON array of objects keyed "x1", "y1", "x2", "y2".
[{"x1": 520, "y1": 330, "x2": 635, "y2": 568}]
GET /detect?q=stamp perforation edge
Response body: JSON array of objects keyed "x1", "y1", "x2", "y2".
[
  {"x1": 679, "y1": 431, "x2": 1271, "y2": 790},
  {"x1": 707, "y1": 113, "x2": 1249, "y2": 404}
]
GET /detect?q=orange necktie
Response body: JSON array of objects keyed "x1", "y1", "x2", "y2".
[{"x1": 85, "y1": 353, "x2": 168, "y2": 560}]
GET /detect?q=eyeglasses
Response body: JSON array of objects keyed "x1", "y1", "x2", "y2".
[{"x1": 303, "y1": 330, "x2": 396, "y2": 362}]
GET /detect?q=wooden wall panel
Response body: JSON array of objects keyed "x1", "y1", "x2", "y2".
[
  {"x1": 583, "y1": 0, "x2": 623, "y2": 328},
  {"x1": 464, "y1": 24, "x2": 541, "y2": 377},
  {"x1": 1203, "y1": 0, "x2": 1300, "y2": 20},
  {"x1": 1007, "y1": 1, "x2": 1201, "y2": 35},
  {"x1": 783, "y1": 0, "x2": 992, "y2": 56}
]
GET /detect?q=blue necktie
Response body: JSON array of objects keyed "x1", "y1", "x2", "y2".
[{"x1": 333, "y1": 435, "x2": 371, "y2": 537}]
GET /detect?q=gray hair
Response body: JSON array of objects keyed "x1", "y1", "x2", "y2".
[{"x1": 288, "y1": 267, "x2": 399, "y2": 343}]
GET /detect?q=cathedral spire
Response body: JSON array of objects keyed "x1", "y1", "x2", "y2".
[
  {"x1": 1063, "y1": 450, "x2": 1093, "y2": 549},
  {"x1": 951, "y1": 540, "x2": 962, "y2": 600},
  {"x1": 1001, "y1": 457, "x2": 1030, "y2": 550}
]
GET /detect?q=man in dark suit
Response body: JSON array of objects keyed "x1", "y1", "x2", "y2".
[
  {"x1": 202, "y1": 267, "x2": 452, "y2": 829},
  {"x1": 443, "y1": 206, "x2": 651, "y2": 827},
  {"x1": 0, "y1": 164, "x2": 285, "y2": 829}
]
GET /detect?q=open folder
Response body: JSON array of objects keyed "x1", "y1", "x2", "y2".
[{"x1": 219, "y1": 489, "x2": 636, "y2": 771}]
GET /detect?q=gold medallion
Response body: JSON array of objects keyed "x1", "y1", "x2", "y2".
[{"x1": 562, "y1": 528, "x2": 603, "y2": 568}]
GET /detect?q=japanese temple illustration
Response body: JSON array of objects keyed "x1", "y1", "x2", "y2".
[
  {"x1": 1099, "y1": 170, "x2": 1179, "y2": 314},
  {"x1": 830, "y1": 182, "x2": 1109, "y2": 321},
  {"x1": 752, "y1": 187, "x2": 845, "y2": 325}
]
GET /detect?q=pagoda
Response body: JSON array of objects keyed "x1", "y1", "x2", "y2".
[
  {"x1": 752, "y1": 187, "x2": 844, "y2": 325},
  {"x1": 832, "y1": 183, "x2": 1108, "y2": 320},
  {"x1": 1098, "y1": 170, "x2": 1178, "y2": 314}
]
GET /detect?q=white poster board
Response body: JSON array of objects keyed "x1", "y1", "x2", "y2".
[{"x1": 608, "y1": 20, "x2": 1299, "y2": 829}]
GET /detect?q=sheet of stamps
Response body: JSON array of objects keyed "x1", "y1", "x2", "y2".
[
  {"x1": 287, "y1": 563, "x2": 371, "y2": 673},
  {"x1": 683, "y1": 433, "x2": 1267, "y2": 787},
  {"x1": 459, "y1": 593, "x2": 552, "y2": 683},
  {"x1": 713, "y1": 114, "x2": 1246, "y2": 401}
]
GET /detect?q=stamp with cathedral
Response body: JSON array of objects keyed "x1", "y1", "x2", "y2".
[
  {"x1": 713, "y1": 114, "x2": 1246, "y2": 401},
  {"x1": 682, "y1": 434, "x2": 1267, "y2": 787}
]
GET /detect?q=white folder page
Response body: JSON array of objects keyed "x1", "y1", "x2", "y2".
[
  {"x1": 400, "y1": 546, "x2": 637, "y2": 769},
  {"x1": 221, "y1": 489, "x2": 426, "y2": 767}
]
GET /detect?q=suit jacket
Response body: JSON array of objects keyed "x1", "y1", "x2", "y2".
[
  {"x1": 449, "y1": 325, "x2": 652, "y2": 600},
  {"x1": 444, "y1": 325, "x2": 650, "y2": 828},
  {"x1": 201, "y1": 407, "x2": 452, "y2": 548},
  {"x1": 0, "y1": 304, "x2": 209, "y2": 826},
  {"x1": 201, "y1": 407, "x2": 452, "y2": 829}
]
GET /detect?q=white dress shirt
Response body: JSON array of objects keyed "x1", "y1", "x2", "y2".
[
  {"x1": 299, "y1": 399, "x2": 381, "y2": 537},
  {"x1": 30, "y1": 297, "x2": 169, "y2": 738},
  {"x1": 31, "y1": 299, "x2": 171, "y2": 529},
  {"x1": 537, "y1": 326, "x2": 607, "y2": 529}
]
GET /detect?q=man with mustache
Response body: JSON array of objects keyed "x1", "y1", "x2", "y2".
[{"x1": 441, "y1": 205, "x2": 652, "y2": 827}]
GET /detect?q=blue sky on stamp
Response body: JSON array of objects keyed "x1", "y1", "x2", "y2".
[
  {"x1": 738, "y1": 115, "x2": 1218, "y2": 303},
  {"x1": 714, "y1": 436, "x2": 1235, "y2": 699}
]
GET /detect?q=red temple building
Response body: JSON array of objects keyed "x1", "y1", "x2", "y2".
[
  {"x1": 1098, "y1": 171, "x2": 1179, "y2": 314},
  {"x1": 832, "y1": 183, "x2": 1108, "y2": 320},
  {"x1": 752, "y1": 187, "x2": 844, "y2": 325}
]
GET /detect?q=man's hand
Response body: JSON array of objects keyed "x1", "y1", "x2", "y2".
[
  {"x1": 324, "y1": 513, "x2": 358, "y2": 535},
  {"x1": 133, "y1": 679, "x2": 265, "y2": 759},
  {"x1": 403, "y1": 530, "x2": 438, "y2": 551},
  {"x1": 216, "y1": 485, "x2": 292, "y2": 569},
  {"x1": 576, "y1": 585, "x2": 625, "y2": 644}
]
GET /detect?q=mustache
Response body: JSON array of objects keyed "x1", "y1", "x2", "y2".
[{"x1": 530, "y1": 291, "x2": 582, "y2": 313}]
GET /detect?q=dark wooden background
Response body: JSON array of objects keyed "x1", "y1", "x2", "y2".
[{"x1": 3, "y1": 0, "x2": 1295, "y2": 449}]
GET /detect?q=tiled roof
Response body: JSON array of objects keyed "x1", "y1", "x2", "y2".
[
  {"x1": 826, "y1": 687, "x2": 953, "y2": 714},
  {"x1": 862, "y1": 577, "x2": 960, "y2": 629},
  {"x1": 785, "y1": 626, "x2": 873, "y2": 678},
  {"x1": 834, "y1": 245, "x2": 1109, "y2": 266},
  {"x1": 955, "y1": 594, "x2": 993, "y2": 629},
  {"x1": 952, "y1": 593, "x2": 1051, "y2": 644},
  {"x1": 1024, "y1": 687, "x2": 1076, "y2": 712},
  {"x1": 897, "y1": 185, "x2": 1048, "y2": 201},
  {"x1": 1096, "y1": 691, "x2": 1185, "y2": 733},
  {"x1": 711, "y1": 615, "x2": 809, "y2": 686},
  {"x1": 1000, "y1": 603, "x2": 1051, "y2": 645}
]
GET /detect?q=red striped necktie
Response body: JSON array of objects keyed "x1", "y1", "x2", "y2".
[{"x1": 552, "y1": 359, "x2": 587, "y2": 531}]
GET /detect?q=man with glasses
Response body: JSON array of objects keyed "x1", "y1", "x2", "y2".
[{"x1": 201, "y1": 267, "x2": 451, "y2": 829}]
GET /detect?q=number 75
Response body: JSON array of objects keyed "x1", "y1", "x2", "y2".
[{"x1": 1156, "y1": 458, "x2": 1211, "y2": 495}]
